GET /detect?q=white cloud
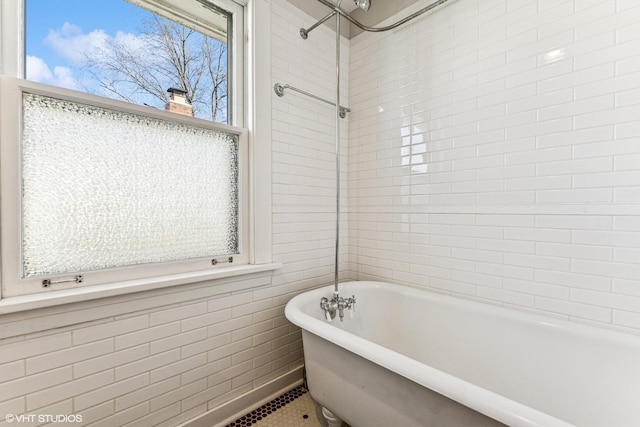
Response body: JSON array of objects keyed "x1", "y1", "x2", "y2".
[
  {"x1": 44, "y1": 22, "x2": 146, "y2": 65},
  {"x1": 26, "y1": 55, "x2": 53, "y2": 81},
  {"x1": 51, "y1": 65, "x2": 80, "y2": 89},
  {"x1": 44, "y1": 22, "x2": 109, "y2": 64},
  {"x1": 26, "y1": 55, "x2": 80, "y2": 90},
  {"x1": 29, "y1": 21, "x2": 157, "y2": 98}
]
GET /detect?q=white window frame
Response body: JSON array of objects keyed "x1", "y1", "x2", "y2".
[
  {"x1": 1, "y1": 76, "x2": 250, "y2": 297},
  {"x1": 0, "y1": 0, "x2": 277, "y2": 310}
]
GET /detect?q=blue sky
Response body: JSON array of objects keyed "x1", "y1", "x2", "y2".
[
  {"x1": 26, "y1": 0, "x2": 150, "y2": 88},
  {"x1": 26, "y1": 0, "x2": 229, "y2": 121}
]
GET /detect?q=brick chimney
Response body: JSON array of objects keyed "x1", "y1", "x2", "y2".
[{"x1": 165, "y1": 87, "x2": 193, "y2": 116}]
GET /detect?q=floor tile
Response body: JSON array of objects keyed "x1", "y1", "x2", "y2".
[{"x1": 224, "y1": 385, "x2": 349, "y2": 427}]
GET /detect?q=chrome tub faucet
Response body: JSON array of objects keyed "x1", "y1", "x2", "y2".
[{"x1": 321, "y1": 292, "x2": 356, "y2": 321}]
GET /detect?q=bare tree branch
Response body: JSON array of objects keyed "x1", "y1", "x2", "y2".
[{"x1": 81, "y1": 15, "x2": 227, "y2": 121}]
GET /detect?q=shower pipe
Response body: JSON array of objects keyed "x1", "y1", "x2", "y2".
[
  {"x1": 300, "y1": 0, "x2": 454, "y2": 39},
  {"x1": 332, "y1": 0, "x2": 343, "y2": 294},
  {"x1": 272, "y1": 4, "x2": 348, "y2": 295}
]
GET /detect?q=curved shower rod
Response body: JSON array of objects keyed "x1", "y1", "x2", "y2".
[{"x1": 300, "y1": 0, "x2": 454, "y2": 39}]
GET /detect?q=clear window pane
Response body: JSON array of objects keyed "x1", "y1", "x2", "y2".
[
  {"x1": 22, "y1": 92, "x2": 239, "y2": 277},
  {"x1": 25, "y1": 0, "x2": 230, "y2": 123}
]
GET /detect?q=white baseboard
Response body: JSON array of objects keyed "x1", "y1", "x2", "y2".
[{"x1": 179, "y1": 365, "x2": 304, "y2": 427}]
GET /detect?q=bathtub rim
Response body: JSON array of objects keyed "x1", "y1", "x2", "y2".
[{"x1": 284, "y1": 280, "x2": 640, "y2": 427}]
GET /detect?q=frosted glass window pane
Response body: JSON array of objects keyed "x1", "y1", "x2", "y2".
[{"x1": 21, "y1": 93, "x2": 239, "y2": 278}]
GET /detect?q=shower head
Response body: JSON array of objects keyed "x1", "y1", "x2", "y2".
[{"x1": 354, "y1": 0, "x2": 371, "y2": 11}]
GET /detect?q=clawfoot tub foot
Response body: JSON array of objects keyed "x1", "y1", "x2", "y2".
[{"x1": 321, "y1": 407, "x2": 343, "y2": 427}]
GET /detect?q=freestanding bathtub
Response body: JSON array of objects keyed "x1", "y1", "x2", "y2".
[{"x1": 285, "y1": 281, "x2": 640, "y2": 427}]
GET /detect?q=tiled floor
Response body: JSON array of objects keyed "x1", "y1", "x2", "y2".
[{"x1": 224, "y1": 386, "x2": 349, "y2": 427}]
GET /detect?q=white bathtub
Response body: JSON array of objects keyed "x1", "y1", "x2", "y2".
[{"x1": 285, "y1": 281, "x2": 640, "y2": 427}]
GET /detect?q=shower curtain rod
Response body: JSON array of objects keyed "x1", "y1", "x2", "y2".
[
  {"x1": 273, "y1": 83, "x2": 350, "y2": 118},
  {"x1": 300, "y1": 0, "x2": 453, "y2": 39}
]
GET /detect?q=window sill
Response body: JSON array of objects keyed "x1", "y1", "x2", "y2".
[{"x1": 0, "y1": 262, "x2": 281, "y2": 315}]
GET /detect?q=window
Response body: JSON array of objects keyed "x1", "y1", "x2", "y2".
[
  {"x1": 0, "y1": 0, "x2": 256, "y2": 300},
  {"x1": 25, "y1": 0, "x2": 243, "y2": 125}
]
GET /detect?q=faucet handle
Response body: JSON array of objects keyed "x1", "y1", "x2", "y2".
[{"x1": 320, "y1": 297, "x2": 333, "y2": 321}]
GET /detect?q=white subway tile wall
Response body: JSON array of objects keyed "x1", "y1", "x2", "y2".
[
  {"x1": 348, "y1": 0, "x2": 640, "y2": 332},
  {"x1": 0, "y1": 273, "x2": 302, "y2": 426},
  {"x1": 0, "y1": 3, "x2": 343, "y2": 426},
  {"x1": 271, "y1": 0, "x2": 351, "y2": 291},
  {"x1": 3, "y1": 0, "x2": 640, "y2": 425}
]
